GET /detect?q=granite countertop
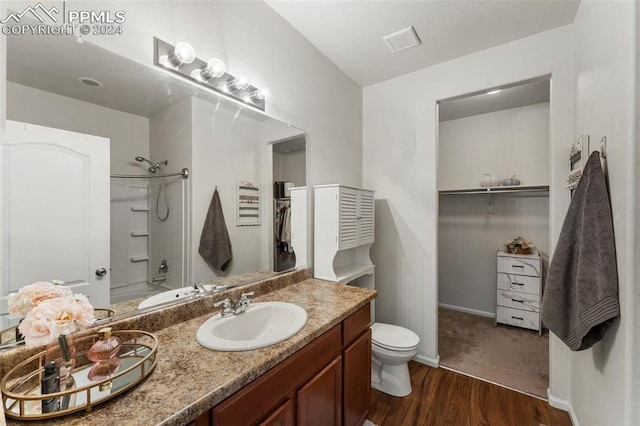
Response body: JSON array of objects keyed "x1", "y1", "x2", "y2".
[{"x1": 3, "y1": 278, "x2": 376, "y2": 426}]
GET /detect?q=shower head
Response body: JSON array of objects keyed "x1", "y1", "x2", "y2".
[{"x1": 135, "y1": 156, "x2": 158, "y2": 173}]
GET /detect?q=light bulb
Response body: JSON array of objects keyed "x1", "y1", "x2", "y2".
[
  {"x1": 231, "y1": 74, "x2": 249, "y2": 90},
  {"x1": 250, "y1": 87, "x2": 270, "y2": 101},
  {"x1": 174, "y1": 42, "x2": 196, "y2": 64},
  {"x1": 164, "y1": 42, "x2": 196, "y2": 68},
  {"x1": 200, "y1": 58, "x2": 226, "y2": 80}
]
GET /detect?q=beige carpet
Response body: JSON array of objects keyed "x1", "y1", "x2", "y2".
[{"x1": 438, "y1": 307, "x2": 548, "y2": 398}]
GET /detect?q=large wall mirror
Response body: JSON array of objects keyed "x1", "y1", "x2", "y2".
[{"x1": 0, "y1": 31, "x2": 308, "y2": 335}]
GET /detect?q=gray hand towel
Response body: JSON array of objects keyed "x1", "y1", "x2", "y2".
[
  {"x1": 541, "y1": 151, "x2": 619, "y2": 351},
  {"x1": 199, "y1": 189, "x2": 233, "y2": 271}
]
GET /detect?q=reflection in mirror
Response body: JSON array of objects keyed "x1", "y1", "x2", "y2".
[
  {"x1": 271, "y1": 137, "x2": 307, "y2": 272},
  {"x1": 0, "y1": 31, "x2": 308, "y2": 342}
]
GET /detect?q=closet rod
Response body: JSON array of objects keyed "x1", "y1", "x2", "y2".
[
  {"x1": 439, "y1": 185, "x2": 549, "y2": 196},
  {"x1": 111, "y1": 168, "x2": 190, "y2": 179}
]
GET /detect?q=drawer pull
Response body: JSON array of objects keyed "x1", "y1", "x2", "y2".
[
  {"x1": 512, "y1": 282, "x2": 524, "y2": 286},
  {"x1": 511, "y1": 316, "x2": 524, "y2": 320},
  {"x1": 511, "y1": 298, "x2": 524, "y2": 303},
  {"x1": 512, "y1": 265, "x2": 525, "y2": 268}
]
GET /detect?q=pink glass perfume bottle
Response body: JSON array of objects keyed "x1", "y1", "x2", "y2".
[{"x1": 87, "y1": 328, "x2": 122, "y2": 362}]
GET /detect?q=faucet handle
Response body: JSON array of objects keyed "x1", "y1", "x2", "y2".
[
  {"x1": 214, "y1": 298, "x2": 233, "y2": 317},
  {"x1": 193, "y1": 282, "x2": 205, "y2": 293}
]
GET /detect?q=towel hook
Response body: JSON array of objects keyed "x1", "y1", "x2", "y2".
[{"x1": 600, "y1": 136, "x2": 607, "y2": 158}]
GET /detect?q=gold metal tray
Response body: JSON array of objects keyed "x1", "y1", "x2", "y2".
[{"x1": 1, "y1": 330, "x2": 157, "y2": 420}]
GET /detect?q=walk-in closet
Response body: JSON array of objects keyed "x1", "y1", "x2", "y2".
[{"x1": 436, "y1": 77, "x2": 551, "y2": 398}]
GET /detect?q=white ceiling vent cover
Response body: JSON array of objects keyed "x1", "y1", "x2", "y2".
[{"x1": 383, "y1": 26, "x2": 421, "y2": 53}]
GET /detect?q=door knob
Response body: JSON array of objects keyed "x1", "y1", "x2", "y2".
[{"x1": 95, "y1": 267, "x2": 108, "y2": 277}]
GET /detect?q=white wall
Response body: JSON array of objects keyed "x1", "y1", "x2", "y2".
[
  {"x1": 5, "y1": 82, "x2": 149, "y2": 174},
  {"x1": 273, "y1": 150, "x2": 306, "y2": 187},
  {"x1": 363, "y1": 26, "x2": 574, "y2": 395},
  {"x1": 438, "y1": 104, "x2": 550, "y2": 315},
  {"x1": 569, "y1": 1, "x2": 637, "y2": 425},
  {"x1": 439, "y1": 103, "x2": 550, "y2": 189}
]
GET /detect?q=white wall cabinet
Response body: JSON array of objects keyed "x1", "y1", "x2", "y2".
[
  {"x1": 495, "y1": 251, "x2": 542, "y2": 335},
  {"x1": 314, "y1": 185, "x2": 375, "y2": 284}
]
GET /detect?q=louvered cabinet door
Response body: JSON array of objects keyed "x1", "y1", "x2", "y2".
[
  {"x1": 358, "y1": 191, "x2": 375, "y2": 246},
  {"x1": 338, "y1": 187, "x2": 359, "y2": 250}
]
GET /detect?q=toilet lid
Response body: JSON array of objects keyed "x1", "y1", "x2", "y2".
[{"x1": 371, "y1": 322, "x2": 420, "y2": 350}]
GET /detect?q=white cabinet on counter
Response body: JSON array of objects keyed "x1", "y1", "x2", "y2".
[
  {"x1": 314, "y1": 185, "x2": 375, "y2": 285},
  {"x1": 495, "y1": 251, "x2": 543, "y2": 335}
]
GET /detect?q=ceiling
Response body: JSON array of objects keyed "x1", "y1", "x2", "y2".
[
  {"x1": 265, "y1": 0, "x2": 580, "y2": 87},
  {"x1": 439, "y1": 78, "x2": 550, "y2": 122}
]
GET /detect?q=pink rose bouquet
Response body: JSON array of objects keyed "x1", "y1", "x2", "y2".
[{"x1": 8, "y1": 281, "x2": 96, "y2": 346}]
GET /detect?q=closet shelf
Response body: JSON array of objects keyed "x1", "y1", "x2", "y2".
[{"x1": 438, "y1": 185, "x2": 549, "y2": 196}]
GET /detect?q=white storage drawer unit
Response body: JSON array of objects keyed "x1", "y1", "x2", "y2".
[{"x1": 496, "y1": 251, "x2": 542, "y2": 334}]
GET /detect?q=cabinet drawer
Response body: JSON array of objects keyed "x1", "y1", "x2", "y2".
[
  {"x1": 497, "y1": 256, "x2": 541, "y2": 277},
  {"x1": 497, "y1": 273, "x2": 541, "y2": 295},
  {"x1": 343, "y1": 303, "x2": 371, "y2": 347},
  {"x1": 496, "y1": 306, "x2": 540, "y2": 331},
  {"x1": 497, "y1": 290, "x2": 539, "y2": 312}
]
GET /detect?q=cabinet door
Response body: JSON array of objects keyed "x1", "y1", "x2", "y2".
[
  {"x1": 343, "y1": 329, "x2": 372, "y2": 426},
  {"x1": 297, "y1": 356, "x2": 342, "y2": 426},
  {"x1": 357, "y1": 191, "x2": 375, "y2": 246},
  {"x1": 338, "y1": 188, "x2": 359, "y2": 250},
  {"x1": 260, "y1": 399, "x2": 294, "y2": 426}
]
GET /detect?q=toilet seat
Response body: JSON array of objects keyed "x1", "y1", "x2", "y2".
[{"x1": 371, "y1": 322, "x2": 420, "y2": 351}]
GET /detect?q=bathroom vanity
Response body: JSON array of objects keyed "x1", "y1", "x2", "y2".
[{"x1": 0, "y1": 271, "x2": 376, "y2": 426}]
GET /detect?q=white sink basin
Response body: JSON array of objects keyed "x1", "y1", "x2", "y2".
[
  {"x1": 137, "y1": 285, "x2": 214, "y2": 310},
  {"x1": 196, "y1": 302, "x2": 307, "y2": 351}
]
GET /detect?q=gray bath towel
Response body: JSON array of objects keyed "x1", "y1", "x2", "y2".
[
  {"x1": 541, "y1": 151, "x2": 619, "y2": 351},
  {"x1": 199, "y1": 189, "x2": 233, "y2": 271}
]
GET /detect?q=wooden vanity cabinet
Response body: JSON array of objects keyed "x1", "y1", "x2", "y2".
[
  {"x1": 342, "y1": 304, "x2": 372, "y2": 426},
  {"x1": 191, "y1": 303, "x2": 371, "y2": 426}
]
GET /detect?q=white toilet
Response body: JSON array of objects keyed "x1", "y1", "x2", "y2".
[{"x1": 371, "y1": 322, "x2": 420, "y2": 397}]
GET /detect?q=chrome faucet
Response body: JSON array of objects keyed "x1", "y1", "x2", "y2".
[
  {"x1": 192, "y1": 282, "x2": 206, "y2": 293},
  {"x1": 214, "y1": 298, "x2": 234, "y2": 317},
  {"x1": 233, "y1": 292, "x2": 255, "y2": 315}
]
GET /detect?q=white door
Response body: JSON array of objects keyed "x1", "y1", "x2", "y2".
[{"x1": 0, "y1": 121, "x2": 110, "y2": 318}]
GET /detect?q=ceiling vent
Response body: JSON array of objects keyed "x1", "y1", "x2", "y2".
[{"x1": 382, "y1": 26, "x2": 421, "y2": 53}]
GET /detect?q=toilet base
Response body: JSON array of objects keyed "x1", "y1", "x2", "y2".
[{"x1": 371, "y1": 359, "x2": 412, "y2": 397}]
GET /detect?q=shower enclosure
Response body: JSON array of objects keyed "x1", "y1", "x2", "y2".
[{"x1": 109, "y1": 158, "x2": 190, "y2": 304}]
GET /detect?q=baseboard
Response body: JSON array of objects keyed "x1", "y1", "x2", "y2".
[
  {"x1": 547, "y1": 388, "x2": 579, "y2": 425},
  {"x1": 438, "y1": 303, "x2": 495, "y2": 319},
  {"x1": 413, "y1": 353, "x2": 439, "y2": 367}
]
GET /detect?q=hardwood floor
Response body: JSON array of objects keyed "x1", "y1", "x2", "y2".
[{"x1": 369, "y1": 362, "x2": 572, "y2": 426}]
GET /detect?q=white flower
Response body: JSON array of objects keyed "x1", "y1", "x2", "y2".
[{"x1": 10, "y1": 281, "x2": 95, "y2": 346}]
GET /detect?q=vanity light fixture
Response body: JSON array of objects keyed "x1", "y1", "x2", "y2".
[
  {"x1": 159, "y1": 41, "x2": 196, "y2": 68},
  {"x1": 154, "y1": 37, "x2": 268, "y2": 111},
  {"x1": 486, "y1": 89, "x2": 502, "y2": 95}
]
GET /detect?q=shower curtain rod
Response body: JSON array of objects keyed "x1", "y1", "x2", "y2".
[{"x1": 111, "y1": 168, "x2": 190, "y2": 179}]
